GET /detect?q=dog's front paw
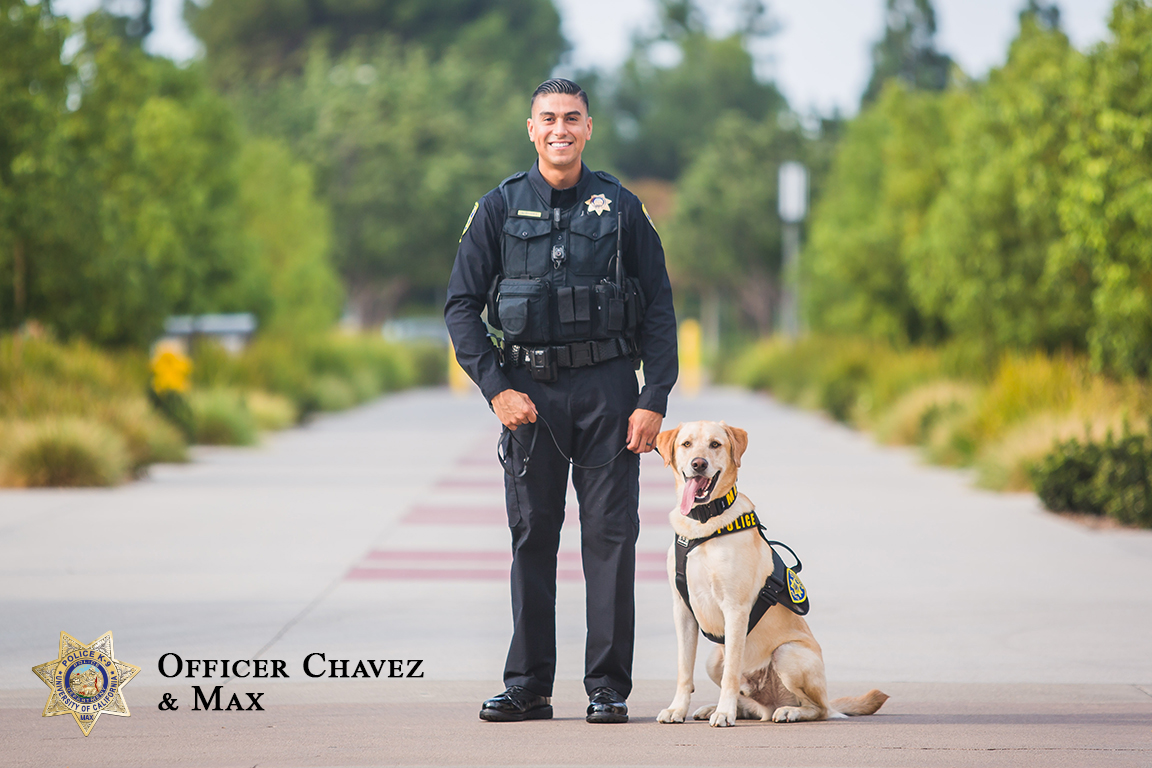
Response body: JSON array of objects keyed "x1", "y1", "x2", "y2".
[
  {"x1": 772, "y1": 705, "x2": 804, "y2": 723},
  {"x1": 657, "y1": 707, "x2": 686, "y2": 723},
  {"x1": 709, "y1": 708, "x2": 736, "y2": 727},
  {"x1": 692, "y1": 704, "x2": 716, "y2": 720}
]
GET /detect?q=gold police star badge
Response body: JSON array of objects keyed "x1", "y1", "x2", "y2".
[
  {"x1": 32, "y1": 631, "x2": 140, "y2": 736},
  {"x1": 585, "y1": 193, "x2": 611, "y2": 216}
]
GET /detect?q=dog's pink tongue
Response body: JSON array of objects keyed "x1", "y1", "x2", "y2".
[{"x1": 680, "y1": 476, "x2": 710, "y2": 516}]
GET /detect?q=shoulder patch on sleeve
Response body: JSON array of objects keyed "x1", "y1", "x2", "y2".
[
  {"x1": 459, "y1": 201, "x2": 479, "y2": 242},
  {"x1": 642, "y1": 202, "x2": 658, "y2": 234}
]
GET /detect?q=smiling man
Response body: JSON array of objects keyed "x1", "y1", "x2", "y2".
[{"x1": 444, "y1": 78, "x2": 678, "y2": 724}]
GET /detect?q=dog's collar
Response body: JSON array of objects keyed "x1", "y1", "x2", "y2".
[{"x1": 688, "y1": 486, "x2": 738, "y2": 523}]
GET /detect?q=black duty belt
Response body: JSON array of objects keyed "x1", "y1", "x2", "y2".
[
  {"x1": 674, "y1": 509, "x2": 810, "y2": 645},
  {"x1": 508, "y1": 338, "x2": 631, "y2": 370}
]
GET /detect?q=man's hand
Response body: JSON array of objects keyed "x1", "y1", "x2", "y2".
[
  {"x1": 491, "y1": 389, "x2": 537, "y2": 430},
  {"x1": 627, "y1": 408, "x2": 663, "y2": 454}
]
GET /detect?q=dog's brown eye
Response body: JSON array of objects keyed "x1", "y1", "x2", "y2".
[
  {"x1": 681, "y1": 440, "x2": 691, "y2": 448},
  {"x1": 710, "y1": 441, "x2": 721, "y2": 449}
]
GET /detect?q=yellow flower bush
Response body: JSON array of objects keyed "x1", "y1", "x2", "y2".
[{"x1": 150, "y1": 343, "x2": 192, "y2": 394}]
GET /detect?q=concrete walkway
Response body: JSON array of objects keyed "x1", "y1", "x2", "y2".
[{"x1": 2, "y1": 386, "x2": 1150, "y2": 767}]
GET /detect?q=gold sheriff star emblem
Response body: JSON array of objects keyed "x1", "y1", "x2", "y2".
[
  {"x1": 32, "y1": 631, "x2": 140, "y2": 736},
  {"x1": 584, "y1": 193, "x2": 612, "y2": 216}
]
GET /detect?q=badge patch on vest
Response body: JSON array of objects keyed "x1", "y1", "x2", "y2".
[
  {"x1": 787, "y1": 568, "x2": 806, "y2": 603},
  {"x1": 585, "y1": 194, "x2": 611, "y2": 216},
  {"x1": 459, "y1": 201, "x2": 479, "y2": 242}
]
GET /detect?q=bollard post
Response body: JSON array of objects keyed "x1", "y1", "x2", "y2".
[
  {"x1": 448, "y1": 341, "x2": 471, "y2": 396},
  {"x1": 679, "y1": 319, "x2": 702, "y2": 398}
]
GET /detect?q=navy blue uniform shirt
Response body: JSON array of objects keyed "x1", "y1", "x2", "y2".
[{"x1": 444, "y1": 161, "x2": 678, "y2": 416}]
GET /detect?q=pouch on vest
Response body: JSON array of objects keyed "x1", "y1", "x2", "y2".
[
  {"x1": 486, "y1": 273, "x2": 503, "y2": 331},
  {"x1": 593, "y1": 283, "x2": 626, "y2": 338},
  {"x1": 496, "y1": 278, "x2": 550, "y2": 344},
  {"x1": 556, "y1": 285, "x2": 592, "y2": 338},
  {"x1": 623, "y1": 276, "x2": 645, "y2": 338}
]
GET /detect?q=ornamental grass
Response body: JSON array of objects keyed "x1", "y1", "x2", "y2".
[
  {"x1": 1, "y1": 419, "x2": 129, "y2": 487},
  {"x1": 731, "y1": 335, "x2": 1152, "y2": 527}
]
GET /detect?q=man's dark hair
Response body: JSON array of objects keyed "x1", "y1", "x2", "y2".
[{"x1": 530, "y1": 78, "x2": 589, "y2": 114}]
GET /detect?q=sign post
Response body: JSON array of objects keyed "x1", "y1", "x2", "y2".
[{"x1": 778, "y1": 162, "x2": 808, "y2": 338}]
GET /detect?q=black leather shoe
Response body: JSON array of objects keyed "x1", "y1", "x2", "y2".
[
  {"x1": 586, "y1": 687, "x2": 628, "y2": 723},
  {"x1": 479, "y1": 686, "x2": 553, "y2": 722}
]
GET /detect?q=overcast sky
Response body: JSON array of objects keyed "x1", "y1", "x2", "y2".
[{"x1": 56, "y1": 0, "x2": 1118, "y2": 116}]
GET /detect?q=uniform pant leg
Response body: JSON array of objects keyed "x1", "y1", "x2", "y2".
[
  {"x1": 501, "y1": 367, "x2": 572, "y2": 697},
  {"x1": 570, "y1": 358, "x2": 640, "y2": 698}
]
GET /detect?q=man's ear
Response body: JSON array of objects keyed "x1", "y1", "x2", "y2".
[
  {"x1": 655, "y1": 424, "x2": 682, "y2": 468},
  {"x1": 721, "y1": 423, "x2": 749, "y2": 468}
]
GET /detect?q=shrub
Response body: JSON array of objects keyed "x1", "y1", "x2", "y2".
[
  {"x1": 923, "y1": 409, "x2": 979, "y2": 466},
  {"x1": 1031, "y1": 423, "x2": 1152, "y2": 528},
  {"x1": 311, "y1": 375, "x2": 358, "y2": 412},
  {"x1": 1031, "y1": 434, "x2": 1104, "y2": 513},
  {"x1": 100, "y1": 399, "x2": 188, "y2": 472},
  {"x1": 189, "y1": 334, "x2": 419, "y2": 415},
  {"x1": 969, "y1": 353, "x2": 1082, "y2": 443},
  {"x1": 188, "y1": 389, "x2": 258, "y2": 446},
  {"x1": 149, "y1": 388, "x2": 196, "y2": 441},
  {"x1": 875, "y1": 381, "x2": 977, "y2": 445},
  {"x1": 2, "y1": 419, "x2": 130, "y2": 487},
  {"x1": 407, "y1": 341, "x2": 448, "y2": 386},
  {"x1": 976, "y1": 413, "x2": 1127, "y2": 492},
  {"x1": 246, "y1": 391, "x2": 298, "y2": 430},
  {"x1": 1092, "y1": 429, "x2": 1151, "y2": 527}
]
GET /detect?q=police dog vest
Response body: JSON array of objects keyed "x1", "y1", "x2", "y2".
[{"x1": 674, "y1": 505, "x2": 810, "y2": 645}]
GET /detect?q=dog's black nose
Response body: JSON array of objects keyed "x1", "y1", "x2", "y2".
[{"x1": 691, "y1": 457, "x2": 708, "y2": 473}]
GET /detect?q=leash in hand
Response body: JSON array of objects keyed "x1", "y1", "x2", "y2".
[{"x1": 498, "y1": 412, "x2": 631, "y2": 478}]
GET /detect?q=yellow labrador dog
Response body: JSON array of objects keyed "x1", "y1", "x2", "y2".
[{"x1": 654, "y1": 421, "x2": 888, "y2": 727}]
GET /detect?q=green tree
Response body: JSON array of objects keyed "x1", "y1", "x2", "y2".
[
  {"x1": 666, "y1": 113, "x2": 802, "y2": 333},
  {"x1": 252, "y1": 41, "x2": 529, "y2": 325},
  {"x1": 236, "y1": 138, "x2": 342, "y2": 334},
  {"x1": 861, "y1": 0, "x2": 953, "y2": 107},
  {"x1": 908, "y1": 16, "x2": 1088, "y2": 355},
  {"x1": 601, "y1": 0, "x2": 785, "y2": 180},
  {"x1": 186, "y1": 0, "x2": 565, "y2": 90},
  {"x1": 1060, "y1": 0, "x2": 1152, "y2": 376},
  {"x1": 40, "y1": 17, "x2": 260, "y2": 345},
  {"x1": 803, "y1": 84, "x2": 952, "y2": 344},
  {"x1": 0, "y1": 0, "x2": 71, "y2": 329}
]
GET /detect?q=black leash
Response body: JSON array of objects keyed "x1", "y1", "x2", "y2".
[{"x1": 498, "y1": 413, "x2": 631, "y2": 478}]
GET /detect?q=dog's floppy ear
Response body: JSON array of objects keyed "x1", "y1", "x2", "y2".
[
  {"x1": 655, "y1": 424, "x2": 682, "y2": 467},
  {"x1": 721, "y1": 423, "x2": 749, "y2": 468}
]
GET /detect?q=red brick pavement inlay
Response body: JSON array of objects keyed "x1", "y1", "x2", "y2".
[
  {"x1": 347, "y1": 549, "x2": 671, "y2": 581},
  {"x1": 349, "y1": 435, "x2": 675, "y2": 583}
]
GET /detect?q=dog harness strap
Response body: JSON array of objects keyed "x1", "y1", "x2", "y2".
[{"x1": 673, "y1": 517, "x2": 810, "y2": 644}]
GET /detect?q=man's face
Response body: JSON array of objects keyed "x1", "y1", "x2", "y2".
[{"x1": 527, "y1": 93, "x2": 592, "y2": 175}]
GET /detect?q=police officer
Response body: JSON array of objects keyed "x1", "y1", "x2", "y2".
[{"x1": 444, "y1": 78, "x2": 677, "y2": 724}]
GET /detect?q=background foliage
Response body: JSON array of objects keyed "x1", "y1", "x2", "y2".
[{"x1": 802, "y1": 0, "x2": 1152, "y2": 379}]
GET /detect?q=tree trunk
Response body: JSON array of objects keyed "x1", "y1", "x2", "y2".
[
  {"x1": 735, "y1": 270, "x2": 777, "y2": 337},
  {"x1": 13, "y1": 238, "x2": 25, "y2": 324},
  {"x1": 348, "y1": 277, "x2": 411, "y2": 330}
]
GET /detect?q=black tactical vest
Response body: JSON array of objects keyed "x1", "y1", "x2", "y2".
[{"x1": 493, "y1": 170, "x2": 637, "y2": 345}]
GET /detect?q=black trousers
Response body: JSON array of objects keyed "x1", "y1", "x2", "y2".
[{"x1": 501, "y1": 356, "x2": 640, "y2": 699}]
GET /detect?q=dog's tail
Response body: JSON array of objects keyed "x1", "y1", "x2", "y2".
[{"x1": 830, "y1": 689, "x2": 889, "y2": 717}]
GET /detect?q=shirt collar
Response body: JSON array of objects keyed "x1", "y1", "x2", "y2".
[{"x1": 528, "y1": 160, "x2": 593, "y2": 208}]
